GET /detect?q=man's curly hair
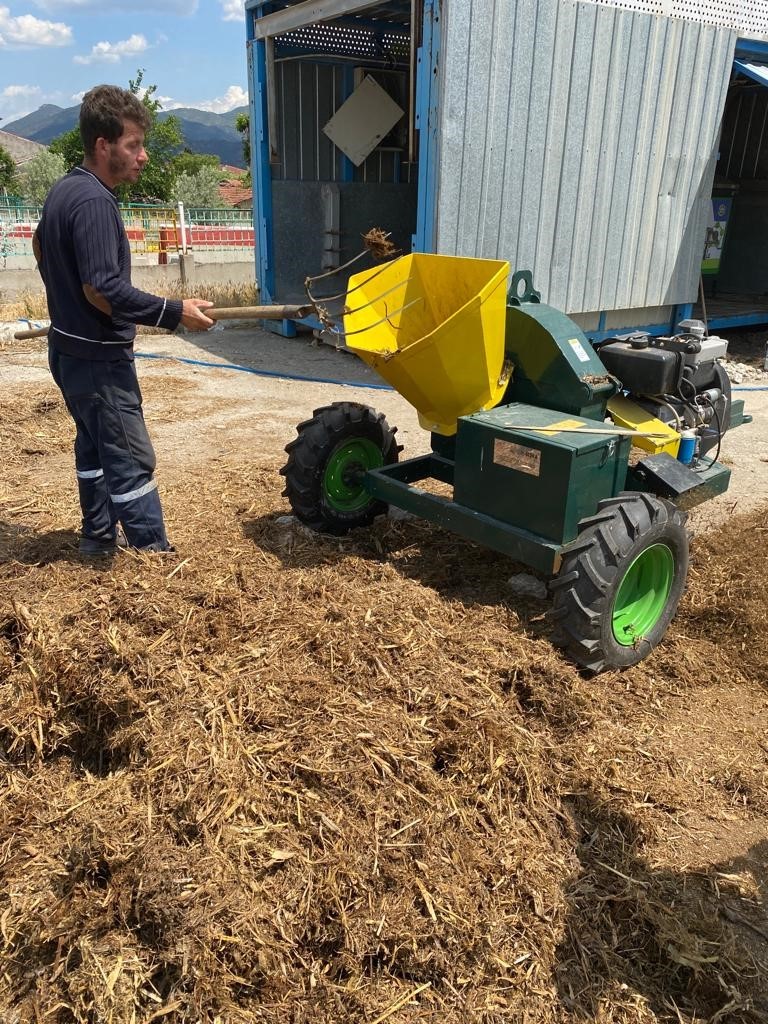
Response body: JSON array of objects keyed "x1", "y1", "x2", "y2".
[{"x1": 80, "y1": 85, "x2": 151, "y2": 158}]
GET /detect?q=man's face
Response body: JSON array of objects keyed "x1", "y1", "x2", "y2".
[{"x1": 106, "y1": 120, "x2": 148, "y2": 185}]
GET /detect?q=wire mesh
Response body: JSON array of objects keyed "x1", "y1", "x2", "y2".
[
  {"x1": 184, "y1": 207, "x2": 256, "y2": 253},
  {"x1": 0, "y1": 204, "x2": 42, "y2": 261},
  {"x1": 0, "y1": 202, "x2": 255, "y2": 264},
  {"x1": 121, "y1": 204, "x2": 179, "y2": 256}
]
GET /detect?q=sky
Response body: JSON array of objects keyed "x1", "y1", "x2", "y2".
[{"x1": 0, "y1": 0, "x2": 250, "y2": 127}]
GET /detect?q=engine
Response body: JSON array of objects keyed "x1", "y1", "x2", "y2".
[{"x1": 597, "y1": 319, "x2": 730, "y2": 459}]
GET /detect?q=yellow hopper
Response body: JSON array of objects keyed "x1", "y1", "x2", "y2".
[{"x1": 344, "y1": 253, "x2": 511, "y2": 435}]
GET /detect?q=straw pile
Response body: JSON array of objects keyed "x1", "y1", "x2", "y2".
[{"x1": 1, "y1": 382, "x2": 767, "y2": 1024}]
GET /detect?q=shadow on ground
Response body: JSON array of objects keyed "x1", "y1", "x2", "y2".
[
  {"x1": 0, "y1": 521, "x2": 114, "y2": 567},
  {"x1": 242, "y1": 509, "x2": 552, "y2": 630},
  {"x1": 555, "y1": 792, "x2": 768, "y2": 1021}
]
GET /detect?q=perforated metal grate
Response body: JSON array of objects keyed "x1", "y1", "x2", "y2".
[
  {"x1": 575, "y1": 0, "x2": 768, "y2": 36},
  {"x1": 275, "y1": 22, "x2": 410, "y2": 59},
  {"x1": 741, "y1": 0, "x2": 768, "y2": 37}
]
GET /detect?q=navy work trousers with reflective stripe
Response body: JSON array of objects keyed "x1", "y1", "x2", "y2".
[{"x1": 48, "y1": 345, "x2": 170, "y2": 550}]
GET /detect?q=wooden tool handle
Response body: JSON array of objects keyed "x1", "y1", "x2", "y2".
[
  {"x1": 13, "y1": 326, "x2": 49, "y2": 340},
  {"x1": 11, "y1": 304, "x2": 313, "y2": 341},
  {"x1": 209, "y1": 304, "x2": 314, "y2": 321}
]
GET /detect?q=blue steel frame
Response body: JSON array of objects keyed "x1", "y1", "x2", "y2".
[
  {"x1": 246, "y1": 0, "x2": 275, "y2": 305},
  {"x1": 587, "y1": 303, "x2": 694, "y2": 343},
  {"x1": 245, "y1": 0, "x2": 440, "y2": 333},
  {"x1": 734, "y1": 37, "x2": 768, "y2": 62},
  {"x1": 412, "y1": 0, "x2": 440, "y2": 252}
]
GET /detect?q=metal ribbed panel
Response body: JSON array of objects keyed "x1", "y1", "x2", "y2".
[
  {"x1": 273, "y1": 59, "x2": 408, "y2": 184},
  {"x1": 435, "y1": 0, "x2": 736, "y2": 313}
]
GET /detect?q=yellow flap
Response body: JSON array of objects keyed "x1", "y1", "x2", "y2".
[{"x1": 607, "y1": 395, "x2": 680, "y2": 456}]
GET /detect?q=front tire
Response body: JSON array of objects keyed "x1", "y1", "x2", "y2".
[
  {"x1": 550, "y1": 493, "x2": 689, "y2": 672},
  {"x1": 280, "y1": 402, "x2": 400, "y2": 534}
]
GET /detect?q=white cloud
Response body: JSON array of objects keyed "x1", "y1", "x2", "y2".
[
  {"x1": 32, "y1": 0, "x2": 195, "y2": 11},
  {"x1": 74, "y1": 32, "x2": 148, "y2": 65},
  {"x1": 221, "y1": 0, "x2": 244, "y2": 21},
  {"x1": 0, "y1": 6, "x2": 72, "y2": 47},
  {"x1": 144, "y1": 85, "x2": 246, "y2": 113},
  {"x1": 3, "y1": 84, "x2": 41, "y2": 99},
  {"x1": 195, "y1": 85, "x2": 248, "y2": 113},
  {"x1": 1, "y1": 84, "x2": 43, "y2": 120}
]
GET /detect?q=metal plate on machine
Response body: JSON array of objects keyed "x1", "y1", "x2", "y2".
[
  {"x1": 322, "y1": 75, "x2": 404, "y2": 167},
  {"x1": 493, "y1": 439, "x2": 541, "y2": 476}
]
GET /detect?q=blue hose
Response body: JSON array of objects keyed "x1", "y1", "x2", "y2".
[
  {"x1": 135, "y1": 351, "x2": 768, "y2": 396},
  {"x1": 135, "y1": 351, "x2": 394, "y2": 391}
]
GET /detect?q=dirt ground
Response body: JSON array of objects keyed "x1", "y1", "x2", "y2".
[
  {"x1": 3, "y1": 325, "x2": 768, "y2": 529},
  {"x1": 2, "y1": 327, "x2": 768, "y2": 1024}
]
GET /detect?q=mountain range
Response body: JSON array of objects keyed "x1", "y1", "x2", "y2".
[{"x1": 3, "y1": 103, "x2": 249, "y2": 169}]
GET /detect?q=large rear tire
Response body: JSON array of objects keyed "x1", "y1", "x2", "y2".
[
  {"x1": 550, "y1": 493, "x2": 689, "y2": 672},
  {"x1": 280, "y1": 402, "x2": 400, "y2": 534}
]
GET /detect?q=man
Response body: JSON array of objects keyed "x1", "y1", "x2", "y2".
[{"x1": 34, "y1": 84, "x2": 214, "y2": 555}]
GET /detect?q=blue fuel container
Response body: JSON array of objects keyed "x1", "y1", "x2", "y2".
[{"x1": 677, "y1": 429, "x2": 696, "y2": 465}]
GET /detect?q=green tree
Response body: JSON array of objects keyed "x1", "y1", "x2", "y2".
[
  {"x1": 173, "y1": 151, "x2": 221, "y2": 177},
  {"x1": 18, "y1": 150, "x2": 67, "y2": 204},
  {"x1": 49, "y1": 69, "x2": 184, "y2": 202},
  {"x1": 125, "y1": 69, "x2": 183, "y2": 202},
  {"x1": 49, "y1": 127, "x2": 83, "y2": 171},
  {"x1": 0, "y1": 144, "x2": 17, "y2": 193},
  {"x1": 172, "y1": 165, "x2": 226, "y2": 208},
  {"x1": 235, "y1": 112, "x2": 251, "y2": 183}
]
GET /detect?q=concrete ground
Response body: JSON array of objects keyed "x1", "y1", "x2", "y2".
[{"x1": 2, "y1": 321, "x2": 767, "y2": 535}]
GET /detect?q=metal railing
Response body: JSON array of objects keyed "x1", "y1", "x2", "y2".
[
  {"x1": 179, "y1": 206, "x2": 255, "y2": 255},
  {"x1": 0, "y1": 202, "x2": 255, "y2": 263},
  {"x1": 121, "y1": 203, "x2": 179, "y2": 257},
  {"x1": 0, "y1": 204, "x2": 43, "y2": 262}
]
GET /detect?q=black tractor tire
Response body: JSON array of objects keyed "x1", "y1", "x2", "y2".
[
  {"x1": 549, "y1": 492, "x2": 690, "y2": 672},
  {"x1": 280, "y1": 402, "x2": 400, "y2": 534}
]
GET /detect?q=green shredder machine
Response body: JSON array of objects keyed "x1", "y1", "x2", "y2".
[{"x1": 281, "y1": 254, "x2": 751, "y2": 672}]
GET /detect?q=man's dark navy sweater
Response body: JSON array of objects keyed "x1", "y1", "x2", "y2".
[{"x1": 36, "y1": 166, "x2": 183, "y2": 361}]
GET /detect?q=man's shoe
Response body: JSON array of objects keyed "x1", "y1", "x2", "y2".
[{"x1": 78, "y1": 527, "x2": 128, "y2": 557}]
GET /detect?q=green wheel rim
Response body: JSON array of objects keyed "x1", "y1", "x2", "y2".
[
  {"x1": 612, "y1": 543, "x2": 675, "y2": 646},
  {"x1": 323, "y1": 438, "x2": 383, "y2": 512}
]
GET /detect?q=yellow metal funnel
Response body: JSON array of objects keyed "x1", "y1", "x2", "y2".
[{"x1": 344, "y1": 253, "x2": 511, "y2": 435}]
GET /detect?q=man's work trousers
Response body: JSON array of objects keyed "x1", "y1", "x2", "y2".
[{"x1": 48, "y1": 346, "x2": 170, "y2": 551}]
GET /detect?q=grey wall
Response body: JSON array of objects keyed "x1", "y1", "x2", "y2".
[
  {"x1": 272, "y1": 180, "x2": 417, "y2": 303},
  {"x1": 273, "y1": 60, "x2": 413, "y2": 185},
  {"x1": 435, "y1": 0, "x2": 736, "y2": 314},
  {"x1": 0, "y1": 262, "x2": 257, "y2": 300}
]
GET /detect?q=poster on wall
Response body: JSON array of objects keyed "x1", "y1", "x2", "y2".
[{"x1": 702, "y1": 196, "x2": 733, "y2": 276}]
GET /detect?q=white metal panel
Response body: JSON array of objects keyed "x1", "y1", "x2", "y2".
[
  {"x1": 435, "y1": 0, "x2": 736, "y2": 314},
  {"x1": 580, "y1": 0, "x2": 768, "y2": 43},
  {"x1": 741, "y1": 0, "x2": 768, "y2": 40},
  {"x1": 253, "y1": 0, "x2": 393, "y2": 39}
]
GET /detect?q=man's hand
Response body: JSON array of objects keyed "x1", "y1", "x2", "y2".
[{"x1": 181, "y1": 298, "x2": 215, "y2": 332}]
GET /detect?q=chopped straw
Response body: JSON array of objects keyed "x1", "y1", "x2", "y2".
[{"x1": 1, "y1": 380, "x2": 768, "y2": 1023}]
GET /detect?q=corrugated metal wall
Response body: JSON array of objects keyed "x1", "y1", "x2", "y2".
[
  {"x1": 273, "y1": 60, "x2": 413, "y2": 184},
  {"x1": 436, "y1": 0, "x2": 737, "y2": 314}
]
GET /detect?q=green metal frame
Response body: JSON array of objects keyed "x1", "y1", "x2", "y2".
[{"x1": 364, "y1": 454, "x2": 563, "y2": 574}]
